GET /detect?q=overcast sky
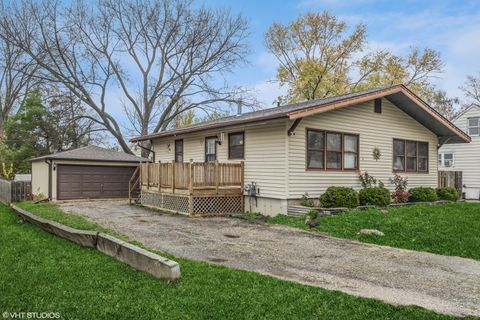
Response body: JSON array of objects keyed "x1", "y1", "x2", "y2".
[{"x1": 203, "y1": 0, "x2": 480, "y2": 108}]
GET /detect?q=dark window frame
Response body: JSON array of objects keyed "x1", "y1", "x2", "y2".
[
  {"x1": 393, "y1": 139, "x2": 429, "y2": 173},
  {"x1": 374, "y1": 98, "x2": 382, "y2": 113},
  {"x1": 204, "y1": 136, "x2": 217, "y2": 162},
  {"x1": 228, "y1": 131, "x2": 245, "y2": 160},
  {"x1": 174, "y1": 139, "x2": 183, "y2": 163},
  {"x1": 306, "y1": 128, "x2": 359, "y2": 171}
]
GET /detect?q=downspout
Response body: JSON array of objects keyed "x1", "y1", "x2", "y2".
[
  {"x1": 44, "y1": 159, "x2": 52, "y2": 200},
  {"x1": 136, "y1": 140, "x2": 155, "y2": 162}
]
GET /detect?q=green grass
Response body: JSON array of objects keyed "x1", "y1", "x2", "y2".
[
  {"x1": 0, "y1": 202, "x2": 468, "y2": 319},
  {"x1": 268, "y1": 203, "x2": 480, "y2": 260}
]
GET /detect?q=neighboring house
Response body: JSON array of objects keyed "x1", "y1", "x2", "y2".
[
  {"x1": 30, "y1": 145, "x2": 149, "y2": 200},
  {"x1": 131, "y1": 85, "x2": 469, "y2": 216},
  {"x1": 438, "y1": 105, "x2": 480, "y2": 199},
  {"x1": 14, "y1": 174, "x2": 31, "y2": 181}
]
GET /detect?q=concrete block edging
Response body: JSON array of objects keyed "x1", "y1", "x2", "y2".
[{"x1": 11, "y1": 204, "x2": 180, "y2": 281}]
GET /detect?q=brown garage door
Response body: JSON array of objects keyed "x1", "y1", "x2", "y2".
[{"x1": 57, "y1": 165, "x2": 136, "y2": 200}]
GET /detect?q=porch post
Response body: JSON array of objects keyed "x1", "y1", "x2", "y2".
[
  {"x1": 158, "y1": 161, "x2": 161, "y2": 191},
  {"x1": 240, "y1": 161, "x2": 245, "y2": 212},
  {"x1": 146, "y1": 162, "x2": 150, "y2": 190},
  {"x1": 172, "y1": 160, "x2": 176, "y2": 194},
  {"x1": 189, "y1": 160, "x2": 193, "y2": 214},
  {"x1": 215, "y1": 160, "x2": 219, "y2": 195}
]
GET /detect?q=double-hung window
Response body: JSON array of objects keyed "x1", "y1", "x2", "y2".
[
  {"x1": 306, "y1": 129, "x2": 359, "y2": 170},
  {"x1": 438, "y1": 153, "x2": 454, "y2": 167},
  {"x1": 393, "y1": 139, "x2": 428, "y2": 172},
  {"x1": 468, "y1": 117, "x2": 480, "y2": 136},
  {"x1": 228, "y1": 132, "x2": 245, "y2": 159}
]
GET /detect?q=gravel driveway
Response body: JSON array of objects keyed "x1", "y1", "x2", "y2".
[{"x1": 59, "y1": 200, "x2": 480, "y2": 317}]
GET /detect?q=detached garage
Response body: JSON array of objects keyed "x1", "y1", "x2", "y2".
[{"x1": 31, "y1": 145, "x2": 149, "y2": 200}]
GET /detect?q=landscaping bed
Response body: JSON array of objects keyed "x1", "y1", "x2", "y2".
[
  {"x1": 269, "y1": 203, "x2": 480, "y2": 260},
  {"x1": 3, "y1": 201, "x2": 468, "y2": 319}
]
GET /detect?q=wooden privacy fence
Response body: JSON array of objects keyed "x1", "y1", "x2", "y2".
[
  {"x1": 141, "y1": 161, "x2": 244, "y2": 193},
  {"x1": 0, "y1": 179, "x2": 32, "y2": 205},
  {"x1": 438, "y1": 171, "x2": 462, "y2": 196}
]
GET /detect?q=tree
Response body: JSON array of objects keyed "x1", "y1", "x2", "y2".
[
  {"x1": 265, "y1": 11, "x2": 444, "y2": 103},
  {"x1": 170, "y1": 109, "x2": 232, "y2": 129},
  {"x1": 0, "y1": 0, "x2": 252, "y2": 155},
  {"x1": 430, "y1": 90, "x2": 460, "y2": 120},
  {"x1": 460, "y1": 74, "x2": 480, "y2": 108},
  {"x1": 1, "y1": 92, "x2": 103, "y2": 173},
  {"x1": 0, "y1": 16, "x2": 39, "y2": 134}
]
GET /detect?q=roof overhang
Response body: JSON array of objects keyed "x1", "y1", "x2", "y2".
[
  {"x1": 288, "y1": 85, "x2": 470, "y2": 144},
  {"x1": 130, "y1": 117, "x2": 286, "y2": 142},
  {"x1": 29, "y1": 157, "x2": 147, "y2": 163}
]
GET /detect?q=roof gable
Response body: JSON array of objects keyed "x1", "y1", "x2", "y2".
[{"x1": 451, "y1": 104, "x2": 480, "y2": 123}]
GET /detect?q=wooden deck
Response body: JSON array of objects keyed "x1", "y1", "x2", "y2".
[{"x1": 135, "y1": 161, "x2": 244, "y2": 215}]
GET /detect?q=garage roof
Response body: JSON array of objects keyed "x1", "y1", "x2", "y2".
[
  {"x1": 30, "y1": 145, "x2": 150, "y2": 163},
  {"x1": 130, "y1": 85, "x2": 470, "y2": 144}
]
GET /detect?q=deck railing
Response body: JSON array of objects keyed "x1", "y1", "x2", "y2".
[{"x1": 140, "y1": 161, "x2": 244, "y2": 194}]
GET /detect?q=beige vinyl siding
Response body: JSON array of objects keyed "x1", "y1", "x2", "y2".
[
  {"x1": 31, "y1": 161, "x2": 49, "y2": 197},
  {"x1": 151, "y1": 120, "x2": 288, "y2": 198},
  {"x1": 287, "y1": 98, "x2": 439, "y2": 198},
  {"x1": 439, "y1": 106, "x2": 480, "y2": 189}
]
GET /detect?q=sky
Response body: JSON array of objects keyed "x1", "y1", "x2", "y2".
[
  {"x1": 201, "y1": 0, "x2": 480, "y2": 108},
  {"x1": 79, "y1": 0, "x2": 480, "y2": 143}
]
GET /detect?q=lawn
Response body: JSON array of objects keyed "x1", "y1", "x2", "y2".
[
  {"x1": 268, "y1": 203, "x2": 480, "y2": 260},
  {"x1": 0, "y1": 202, "x2": 466, "y2": 319}
]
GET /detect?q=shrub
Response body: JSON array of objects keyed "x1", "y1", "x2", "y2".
[
  {"x1": 300, "y1": 192, "x2": 315, "y2": 207},
  {"x1": 391, "y1": 190, "x2": 410, "y2": 203},
  {"x1": 436, "y1": 187, "x2": 459, "y2": 202},
  {"x1": 306, "y1": 209, "x2": 319, "y2": 220},
  {"x1": 320, "y1": 187, "x2": 359, "y2": 208},
  {"x1": 408, "y1": 187, "x2": 438, "y2": 202},
  {"x1": 359, "y1": 187, "x2": 391, "y2": 207}
]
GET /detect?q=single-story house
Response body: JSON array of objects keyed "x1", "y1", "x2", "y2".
[
  {"x1": 131, "y1": 85, "x2": 470, "y2": 216},
  {"x1": 438, "y1": 105, "x2": 480, "y2": 199},
  {"x1": 31, "y1": 145, "x2": 148, "y2": 200}
]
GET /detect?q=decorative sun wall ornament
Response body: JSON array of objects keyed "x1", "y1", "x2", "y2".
[{"x1": 372, "y1": 147, "x2": 381, "y2": 161}]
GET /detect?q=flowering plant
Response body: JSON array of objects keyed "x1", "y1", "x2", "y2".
[
  {"x1": 390, "y1": 174, "x2": 409, "y2": 203},
  {"x1": 359, "y1": 171, "x2": 383, "y2": 188}
]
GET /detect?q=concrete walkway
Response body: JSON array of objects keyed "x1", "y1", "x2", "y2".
[{"x1": 59, "y1": 200, "x2": 480, "y2": 317}]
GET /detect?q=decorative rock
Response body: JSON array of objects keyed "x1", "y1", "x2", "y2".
[
  {"x1": 305, "y1": 220, "x2": 319, "y2": 228},
  {"x1": 358, "y1": 229, "x2": 385, "y2": 236}
]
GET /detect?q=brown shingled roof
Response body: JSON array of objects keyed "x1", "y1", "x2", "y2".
[
  {"x1": 30, "y1": 145, "x2": 150, "y2": 162},
  {"x1": 130, "y1": 84, "x2": 469, "y2": 144}
]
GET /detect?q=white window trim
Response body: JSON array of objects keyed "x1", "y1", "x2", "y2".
[
  {"x1": 438, "y1": 153, "x2": 454, "y2": 167},
  {"x1": 467, "y1": 117, "x2": 480, "y2": 136}
]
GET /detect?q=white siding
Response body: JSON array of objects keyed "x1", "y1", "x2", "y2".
[
  {"x1": 31, "y1": 161, "x2": 49, "y2": 197},
  {"x1": 152, "y1": 120, "x2": 288, "y2": 198},
  {"x1": 150, "y1": 98, "x2": 440, "y2": 202},
  {"x1": 287, "y1": 99, "x2": 439, "y2": 198},
  {"x1": 439, "y1": 106, "x2": 480, "y2": 198}
]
